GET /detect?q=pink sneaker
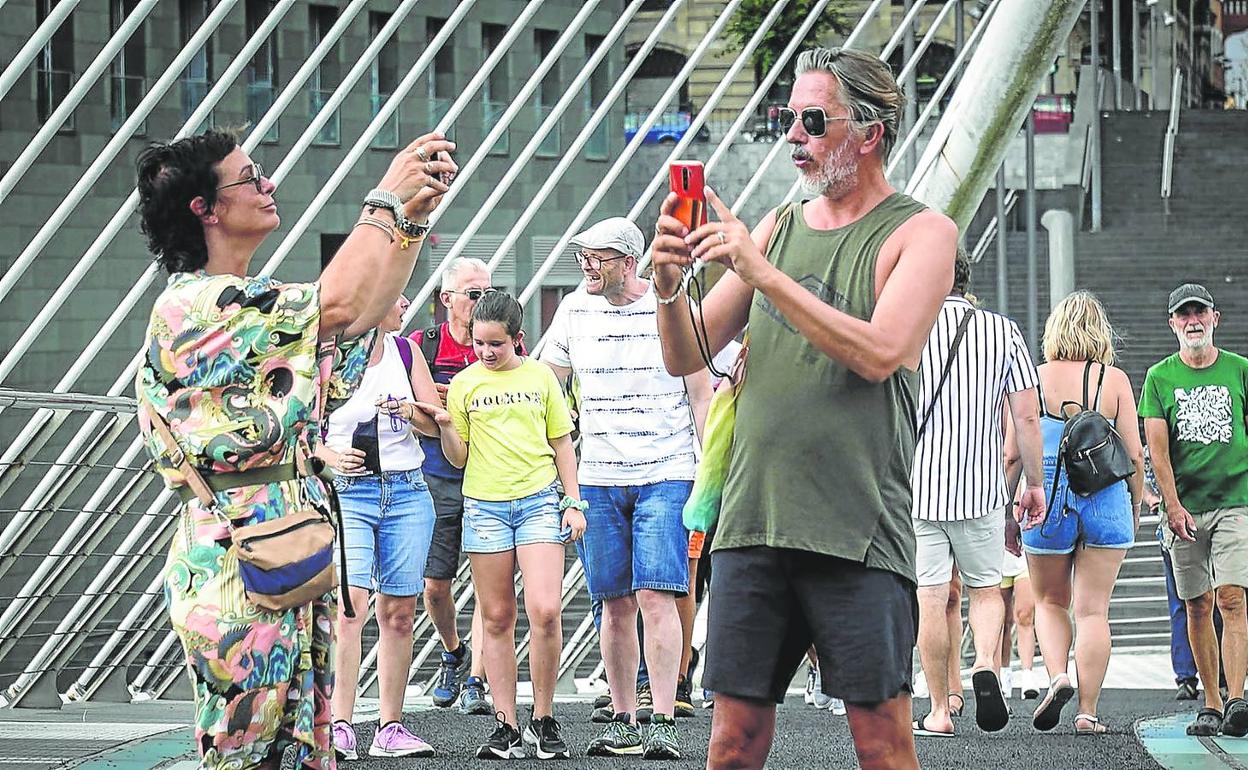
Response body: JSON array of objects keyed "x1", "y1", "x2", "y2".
[
  {"x1": 332, "y1": 720, "x2": 358, "y2": 761},
  {"x1": 370, "y1": 721, "x2": 435, "y2": 758}
]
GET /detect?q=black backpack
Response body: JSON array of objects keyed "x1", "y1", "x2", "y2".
[{"x1": 1049, "y1": 361, "x2": 1134, "y2": 507}]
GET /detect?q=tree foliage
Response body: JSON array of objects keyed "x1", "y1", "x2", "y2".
[{"x1": 724, "y1": 0, "x2": 851, "y2": 76}]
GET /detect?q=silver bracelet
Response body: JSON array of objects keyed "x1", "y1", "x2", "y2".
[
  {"x1": 354, "y1": 217, "x2": 394, "y2": 243},
  {"x1": 652, "y1": 276, "x2": 684, "y2": 305}
]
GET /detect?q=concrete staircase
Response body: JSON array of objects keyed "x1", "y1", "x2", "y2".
[{"x1": 965, "y1": 109, "x2": 1248, "y2": 658}]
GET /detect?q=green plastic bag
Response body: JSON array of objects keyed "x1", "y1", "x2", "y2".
[{"x1": 683, "y1": 341, "x2": 747, "y2": 533}]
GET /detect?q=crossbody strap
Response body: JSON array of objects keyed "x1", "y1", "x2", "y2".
[
  {"x1": 146, "y1": 404, "x2": 355, "y2": 617},
  {"x1": 917, "y1": 307, "x2": 975, "y2": 441},
  {"x1": 147, "y1": 405, "x2": 218, "y2": 510},
  {"x1": 146, "y1": 406, "x2": 316, "y2": 513}
]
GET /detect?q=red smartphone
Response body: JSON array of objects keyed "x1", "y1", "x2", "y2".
[{"x1": 669, "y1": 161, "x2": 707, "y2": 231}]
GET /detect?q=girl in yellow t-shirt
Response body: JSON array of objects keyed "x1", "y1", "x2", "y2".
[{"x1": 416, "y1": 291, "x2": 586, "y2": 760}]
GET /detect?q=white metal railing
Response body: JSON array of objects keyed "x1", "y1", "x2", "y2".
[
  {"x1": 0, "y1": 0, "x2": 618, "y2": 706},
  {"x1": 400, "y1": 0, "x2": 685, "y2": 326},
  {"x1": 1161, "y1": 67, "x2": 1184, "y2": 198},
  {"x1": 0, "y1": 0, "x2": 1064, "y2": 707},
  {"x1": 971, "y1": 188, "x2": 1018, "y2": 263},
  {"x1": 0, "y1": 0, "x2": 81, "y2": 103}
]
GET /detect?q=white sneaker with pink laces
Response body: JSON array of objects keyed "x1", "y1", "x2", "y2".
[{"x1": 370, "y1": 721, "x2": 435, "y2": 758}]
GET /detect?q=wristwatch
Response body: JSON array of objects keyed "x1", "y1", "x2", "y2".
[
  {"x1": 559, "y1": 496, "x2": 589, "y2": 512},
  {"x1": 363, "y1": 188, "x2": 431, "y2": 241}
]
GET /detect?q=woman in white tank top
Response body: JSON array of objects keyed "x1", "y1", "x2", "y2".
[{"x1": 317, "y1": 296, "x2": 445, "y2": 759}]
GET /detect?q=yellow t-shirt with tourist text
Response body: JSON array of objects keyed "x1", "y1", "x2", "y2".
[{"x1": 447, "y1": 357, "x2": 575, "y2": 501}]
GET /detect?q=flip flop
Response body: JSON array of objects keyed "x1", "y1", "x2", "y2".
[
  {"x1": 1032, "y1": 674, "x2": 1075, "y2": 731},
  {"x1": 972, "y1": 669, "x2": 1010, "y2": 732},
  {"x1": 1187, "y1": 707, "x2": 1223, "y2": 736},
  {"x1": 912, "y1": 716, "x2": 955, "y2": 738},
  {"x1": 948, "y1": 692, "x2": 965, "y2": 718}
]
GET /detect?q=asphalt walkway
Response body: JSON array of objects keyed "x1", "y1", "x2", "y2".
[{"x1": 1, "y1": 687, "x2": 1236, "y2": 769}]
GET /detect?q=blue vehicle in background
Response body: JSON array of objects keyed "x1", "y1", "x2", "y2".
[{"x1": 624, "y1": 111, "x2": 711, "y2": 144}]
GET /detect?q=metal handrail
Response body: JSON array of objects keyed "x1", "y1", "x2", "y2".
[
  {"x1": 0, "y1": 0, "x2": 1051, "y2": 706},
  {"x1": 971, "y1": 189, "x2": 1018, "y2": 263},
  {"x1": 0, "y1": 0, "x2": 81, "y2": 103},
  {"x1": 1161, "y1": 67, "x2": 1184, "y2": 198}
]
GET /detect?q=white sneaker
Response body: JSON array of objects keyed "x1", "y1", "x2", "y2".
[
  {"x1": 829, "y1": 698, "x2": 847, "y2": 716},
  {"x1": 912, "y1": 671, "x2": 930, "y2": 699},
  {"x1": 803, "y1": 664, "x2": 817, "y2": 706},
  {"x1": 813, "y1": 690, "x2": 834, "y2": 709},
  {"x1": 999, "y1": 667, "x2": 1013, "y2": 699},
  {"x1": 1019, "y1": 668, "x2": 1041, "y2": 700}
]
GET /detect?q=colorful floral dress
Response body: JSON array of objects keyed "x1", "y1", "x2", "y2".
[{"x1": 136, "y1": 271, "x2": 373, "y2": 770}]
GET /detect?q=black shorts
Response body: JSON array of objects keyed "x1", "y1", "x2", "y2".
[
  {"x1": 422, "y1": 473, "x2": 465, "y2": 581},
  {"x1": 702, "y1": 545, "x2": 917, "y2": 705}
]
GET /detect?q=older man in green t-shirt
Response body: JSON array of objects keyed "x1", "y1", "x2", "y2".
[{"x1": 1142, "y1": 283, "x2": 1248, "y2": 738}]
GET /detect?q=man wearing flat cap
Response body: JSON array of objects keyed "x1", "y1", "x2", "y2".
[
  {"x1": 1142, "y1": 283, "x2": 1248, "y2": 737},
  {"x1": 540, "y1": 217, "x2": 711, "y2": 758}
]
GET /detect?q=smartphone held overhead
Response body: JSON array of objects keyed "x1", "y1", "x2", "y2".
[{"x1": 669, "y1": 161, "x2": 707, "y2": 231}]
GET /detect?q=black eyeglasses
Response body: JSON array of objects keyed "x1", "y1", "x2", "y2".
[
  {"x1": 216, "y1": 162, "x2": 265, "y2": 194},
  {"x1": 777, "y1": 107, "x2": 852, "y2": 138},
  {"x1": 447, "y1": 287, "x2": 496, "y2": 301},
  {"x1": 574, "y1": 251, "x2": 628, "y2": 270}
]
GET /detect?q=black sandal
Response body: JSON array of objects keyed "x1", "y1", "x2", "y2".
[
  {"x1": 948, "y1": 692, "x2": 965, "y2": 718},
  {"x1": 1032, "y1": 674, "x2": 1075, "y2": 732},
  {"x1": 1188, "y1": 707, "x2": 1224, "y2": 736},
  {"x1": 973, "y1": 669, "x2": 1010, "y2": 732}
]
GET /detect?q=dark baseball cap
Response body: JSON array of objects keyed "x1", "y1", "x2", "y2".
[{"x1": 1168, "y1": 283, "x2": 1215, "y2": 314}]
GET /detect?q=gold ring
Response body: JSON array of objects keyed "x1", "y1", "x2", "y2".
[
  {"x1": 416, "y1": 146, "x2": 430, "y2": 162},
  {"x1": 717, "y1": 231, "x2": 727, "y2": 244}
]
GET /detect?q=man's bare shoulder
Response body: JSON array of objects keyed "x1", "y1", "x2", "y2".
[
  {"x1": 751, "y1": 206, "x2": 781, "y2": 239},
  {"x1": 895, "y1": 207, "x2": 958, "y2": 246}
]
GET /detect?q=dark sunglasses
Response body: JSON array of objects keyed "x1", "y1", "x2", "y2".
[
  {"x1": 448, "y1": 287, "x2": 497, "y2": 301},
  {"x1": 777, "y1": 107, "x2": 852, "y2": 138},
  {"x1": 216, "y1": 162, "x2": 265, "y2": 194}
]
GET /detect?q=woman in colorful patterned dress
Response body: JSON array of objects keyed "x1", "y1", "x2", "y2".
[{"x1": 134, "y1": 128, "x2": 456, "y2": 769}]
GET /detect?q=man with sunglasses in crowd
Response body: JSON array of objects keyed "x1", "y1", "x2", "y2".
[
  {"x1": 541, "y1": 217, "x2": 711, "y2": 759},
  {"x1": 652, "y1": 47, "x2": 955, "y2": 770},
  {"x1": 411, "y1": 257, "x2": 510, "y2": 716}
]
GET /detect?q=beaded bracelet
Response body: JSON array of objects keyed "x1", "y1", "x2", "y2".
[{"x1": 652, "y1": 276, "x2": 684, "y2": 305}]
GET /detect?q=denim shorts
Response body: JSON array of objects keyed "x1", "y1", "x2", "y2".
[
  {"x1": 577, "y1": 481, "x2": 692, "y2": 602},
  {"x1": 333, "y1": 469, "x2": 436, "y2": 595},
  {"x1": 462, "y1": 482, "x2": 563, "y2": 554},
  {"x1": 1022, "y1": 464, "x2": 1134, "y2": 555}
]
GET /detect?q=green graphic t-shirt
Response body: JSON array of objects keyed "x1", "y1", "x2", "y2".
[{"x1": 1139, "y1": 350, "x2": 1248, "y2": 514}]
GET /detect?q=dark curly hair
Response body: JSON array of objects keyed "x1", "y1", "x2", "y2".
[
  {"x1": 952, "y1": 246, "x2": 972, "y2": 297},
  {"x1": 136, "y1": 129, "x2": 239, "y2": 274}
]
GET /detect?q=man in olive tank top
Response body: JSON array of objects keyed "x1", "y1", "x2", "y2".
[{"x1": 652, "y1": 48, "x2": 956, "y2": 769}]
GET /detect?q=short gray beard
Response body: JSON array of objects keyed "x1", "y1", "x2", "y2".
[
  {"x1": 798, "y1": 133, "x2": 860, "y2": 200},
  {"x1": 1178, "y1": 327, "x2": 1214, "y2": 352}
]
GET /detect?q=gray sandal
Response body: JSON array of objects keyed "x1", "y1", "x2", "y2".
[{"x1": 1187, "y1": 707, "x2": 1223, "y2": 736}]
